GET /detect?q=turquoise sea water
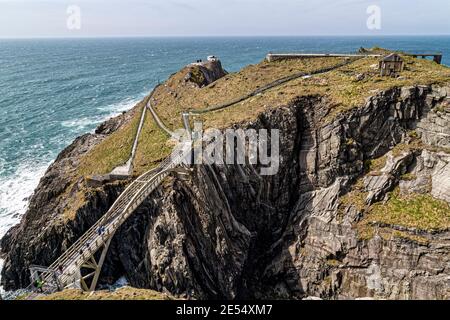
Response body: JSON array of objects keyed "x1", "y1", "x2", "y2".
[{"x1": 0, "y1": 36, "x2": 449, "y2": 267}]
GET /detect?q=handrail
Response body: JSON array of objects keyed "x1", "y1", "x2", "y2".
[
  {"x1": 188, "y1": 57, "x2": 361, "y2": 115},
  {"x1": 36, "y1": 144, "x2": 190, "y2": 291},
  {"x1": 147, "y1": 102, "x2": 174, "y2": 137},
  {"x1": 128, "y1": 104, "x2": 148, "y2": 171},
  {"x1": 59, "y1": 168, "x2": 173, "y2": 284},
  {"x1": 46, "y1": 165, "x2": 167, "y2": 270}
]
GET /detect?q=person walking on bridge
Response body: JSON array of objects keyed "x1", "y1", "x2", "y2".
[{"x1": 97, "y1": 226, "x2": 106, "y2": 236}]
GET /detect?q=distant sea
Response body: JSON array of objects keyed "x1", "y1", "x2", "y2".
[{"x1": 0, "y1": 36, "x2": 449, "y2": 291}]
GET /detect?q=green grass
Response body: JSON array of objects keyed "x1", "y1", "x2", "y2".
[
  {"x1": 400, "y1": 173, "x2": 418, "y2": 181},
  {"x1": 58, "y1": 99, "x2": 147, "y2": 221},
  {"x1": 152, "y1": 57, "x2": 350, "y2": 130},
  {"x1": 365, "y1": 156, "x2": 387, "y2": 174},
  {"x1": 344, "y1": 140, "x2": 450, "y2": 240},
  {"x1": 367, "y1": 189, "x2": 450, "y2": 231},
  {"x1": 212, "y1": 55, "x2": 449, "y2": 127},
  {"x1": 339, "y1": 178, "x2": 367, "y2": 214},
  {"x1": 357, "y1": 224, "x2": 430, "y2": 244},
  {"x1": 81, "y1": 52, "x2": 450, "y2": 180},
  {"x1": 61, "y1": 50, "x2": 450, "y2": 221},
  {"x1": 408, "y1": 131, "x2": 419, "y2": 139},
  {"x1": 78, "y1": 100, "x2": 147, "y2": 177},
  {"x1": 40, "y1": 287, "x2": 175, "y2": 300},
  {"x1": 132, "y1": 111, "x2": 173, "y2": 175}
]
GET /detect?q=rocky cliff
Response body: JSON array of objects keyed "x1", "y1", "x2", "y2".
[{"x1": 1, "y1": 56, "x2": 449, "y2": 300}]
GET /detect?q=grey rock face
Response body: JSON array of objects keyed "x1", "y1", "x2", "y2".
[
  {"x1": 398, "y1": 149, "x2": 450, "y2": 203},
  {"x1": 185, "y1": 60, "x2": 228, "y2": 87},
  {"x1": 364, "y1": 152, "x2": 413, "y2": 205},
  {"x1": 432, "y1": 163, "x2": 450, "y2": 203},
  {"x1": 0, "y1": 108, "x2": 138, "y2": 290},
  {"x1": 1, "y1": 84, "x2": 449, "y2": 300},
  {"x1": 416, "y1": 86, "x2": 450, "y2": 148}
]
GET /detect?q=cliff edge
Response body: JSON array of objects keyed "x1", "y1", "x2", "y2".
[{"x1": 1, "y1": 52, "x2": 450, "y2": 299}]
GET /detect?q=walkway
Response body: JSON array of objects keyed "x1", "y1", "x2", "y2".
[{"x1": 110, "y1": 103, "x2": 148, "y2": 178}]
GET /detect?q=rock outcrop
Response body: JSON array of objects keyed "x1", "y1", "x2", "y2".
[
  {"x1": 184, "y1": 59, "x2": 228, "y2": 88},
  {"x1": 1, "y1": 78, "x2": 449, "y2": 300},
  {"x1": 364, "y1": 151, "x2": 414, "y2": 205}
]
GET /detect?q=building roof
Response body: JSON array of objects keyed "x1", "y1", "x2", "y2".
[{"x1": 381, "y1": 53, "x2": 403, "y2": 62}]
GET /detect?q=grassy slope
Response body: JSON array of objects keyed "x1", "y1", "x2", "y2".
[
  {"x1": 357, "y1": 187, "x2": 450, "y2": 245},
  {"x1": 78, "y1": 98, "x2": 149, "y2": 177},
  {"x1": 341, "y1": 137, "x2": 450, "y2": 240},
  {"x1": 152, "y1": 57, "x2": 347, "y2": 129},
  {"x1": 55, "y1": 98, "x2": 148, "y2": 220},
  {"x1": 62, "y1": 52, "x2": 449, "y2": 221},
  {"x1": 132, "y1": 110, "x2": 174, "y2": 175},
  {"x1": 40, "y1": 287, "x2": 175, "y2": 300},
  {"x1": 368, "y1": 189, "x2": 450, "y2": 231},
  {"x1": 153, "y1": 55, "x2": 450, "y2": 130},
  {"x1": 82, "y1": 54, "x2": 450, "y2": 179}
]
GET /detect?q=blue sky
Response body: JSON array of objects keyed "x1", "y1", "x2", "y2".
[{"x1": 0, "y1": 0, "x2": 449, "y2": 38}]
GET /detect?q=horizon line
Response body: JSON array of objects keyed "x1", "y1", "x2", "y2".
[{"x1": 1, "y1": 34, "x2": 450, "y2": 40}]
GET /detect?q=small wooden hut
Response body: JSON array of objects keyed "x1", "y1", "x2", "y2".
[{"x1": 379, "y1": 53, "x2": 404, "y2": 76}]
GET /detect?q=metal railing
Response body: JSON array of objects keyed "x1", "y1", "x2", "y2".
[{"x1": 31, "y1": 143, "x2": 192, "y2": 293}]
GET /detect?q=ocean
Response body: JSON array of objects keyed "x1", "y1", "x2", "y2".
[{"x1": 0, "y1": 36, "x2": 449, "y2": 291}]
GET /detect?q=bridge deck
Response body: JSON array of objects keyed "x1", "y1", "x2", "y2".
[
  {"x1": 34, "y1": 145, "x2": 190, "y2": 293},
  {"x1": 266, "y1": 53, "x2": 382, "y2": 62},
  {"x1": 404, "y1": 53, "x2": 442, "y2": 64},
  {"x1": 266, "y1": 52, "x2": 443, "y2": 64}
]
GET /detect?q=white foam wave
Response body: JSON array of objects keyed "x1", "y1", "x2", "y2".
[
  {"x1": 0, "y1": 96, "x2": 142, "y2": 294},
  {"x1": 0, "y1": 161, "x2": 50, "y2": 294},
  {"x1": 61, "y1": 97, "x2": 141, "y2": 131},
  {"x1": 61, "y1": 115, "x2": 106, "y2": 129},
  {"x1": 0, "y1": 162, "x2": 49, "y2": 238},
  {"x1": 97, "y1": 97, "x2": 141, "y2": 114}
]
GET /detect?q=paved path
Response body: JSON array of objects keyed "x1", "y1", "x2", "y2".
[
  {"x1": 266, "y1": 53, "x2": 381, "y2": 62},
  {"x1": 188, "y1": 57, "x2": 361, "y2": 115},
  {"x1": 147, "y1": 87, "x2": 175, "y2": 137},
  {"x1": 110, "y1": 103, "x2": 148, "y2": 177}
]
